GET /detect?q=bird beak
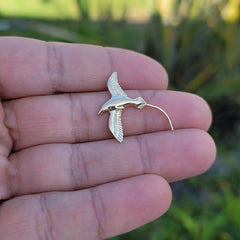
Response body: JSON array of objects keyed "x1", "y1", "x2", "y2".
[{"x1": 98, "y1": 109, "x2": 103, "y2": 115}]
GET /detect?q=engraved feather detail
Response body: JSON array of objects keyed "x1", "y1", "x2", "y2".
[
  {"x1": 109, "y1": 110, "x2": 123, "y2": 143},
  {"x1": 107, "y1": 72, "x2": 127, "y2": 97}
]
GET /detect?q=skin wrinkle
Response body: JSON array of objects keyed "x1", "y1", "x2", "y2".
[
  {"x1": 142, "y1": 136, "x2": 153, "y2": 174},
  {"x1": 35, "y1": 213, "x2": 43, "y2": 240},
  {"x1": 7, "y1": 154, "x2": 21, "y2": 197},
  {"x1": 79, "y1": 94, "x2": 90, "y2": 142},
  {"x1": 0, "y1": 158, "x2": 10, "y2": 200},
  {"x1": 76, "y1": 144, "x2": 90, "y2": 187},
  {"x1": 149, "y1": 90, "x2": 158, "y2": 102},
  {"x1": 0, "y1": 102, "x2": 13, "y2": 199},
  {"x1": 68, "y1": 93, "x2": 90, "y2": 142},
  {"x1": 3, "y1": 102, "x2": 20, "y2": 150},
  {"x1": 46, "y1": 42, "x2": 64, "y2": 94},
  {"x1": 68, "y1": 93, "x2": 81, "y2": 143},
  {"x1": 0, "y1": 82, "x2": 7, "y2": 99},
  {"x1": 69, "y1": 144, "x2": 89, "y2": 189},
  {"x1": 90, "y1": 188, "x2": 106, "y2": 240},
  {"x1": 135, "y1": 135, "x2": 152, "y2": 175},
  {"x1": 104, "y1": 47, "x2": 115, "y2": 75},
  {"x1": 0, "y1": 102, "x2": 13, "y2": 155},
  {"x1": 137, "y1": 90, "x2": 150, "y2": 134},
  {"x1": 38, "y1": 194, "x2": 54, "y2": 240}
]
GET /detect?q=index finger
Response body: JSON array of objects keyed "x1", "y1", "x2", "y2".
[{"x1": 0, "y1": 37, "x2": 168, "y2": 99}]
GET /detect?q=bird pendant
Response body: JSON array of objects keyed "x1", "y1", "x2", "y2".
[
  {"x1": 98, "y1": 72, "x2": 146, "y2": 142},
  {"x1": 98, "y1": 72, "x2": 173, "y2": 143}
]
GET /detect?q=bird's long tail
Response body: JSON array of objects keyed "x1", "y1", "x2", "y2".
[{"x1": 146, "y1": 104, "x2": 174, "y2": 131}]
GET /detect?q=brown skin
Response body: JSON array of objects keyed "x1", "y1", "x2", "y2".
[{"x1": 0, "y1": 37, "x2": 216, "y2": 240}]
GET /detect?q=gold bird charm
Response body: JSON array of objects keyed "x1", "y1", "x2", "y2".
[{"x1": 98, "y1": 72, "x2": 173, "y2": 143}]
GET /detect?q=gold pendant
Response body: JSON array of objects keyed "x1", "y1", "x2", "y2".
[{"x1": 98, "y1": 72, "x2": 174, "y2": 143}]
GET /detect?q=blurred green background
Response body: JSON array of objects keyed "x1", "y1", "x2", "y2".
[{"x1": 0, "y1": 0, "x2": 239, "y2": 239}]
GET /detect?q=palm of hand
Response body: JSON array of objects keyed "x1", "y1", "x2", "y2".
[{"x1": 0, "y1": 37, "x2": 216, "y2": 240}]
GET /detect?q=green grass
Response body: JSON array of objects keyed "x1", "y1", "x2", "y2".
[
  {"x1": 0, "y1": 0, "x2": 155, "y2": 21},
  {"x1": 0, "y1": 0, "x2": 79, "y2": 19},
  {"x1": 0, "y1": 0, "x2": 240, "y2": 239}
]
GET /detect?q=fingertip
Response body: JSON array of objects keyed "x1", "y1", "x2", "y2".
[
  {"x1": 100, "y1": 174, "x2": 172, "y2": 238},
  {"x1": 144, "y1": 174, "x2": 172, "y2": 215},
  {"x1": 188, "y1": 93, "x2": 213, "y2": 131},
  {"x1": 129, "y1": 174, "x2": 173, "y2": 221},
  {"x1": 195, "y1": 95, "x2": 213, "y2": 131},
  {"x1": 0, "y1": 159, "x2": 11, "y2": 201},
  {"x1": 153, "y1": 128, "x2": 217, "y2": 182},
  {"x1": 166, "y1": 91, "x2": 213, "y2": 131},
  {"x1": 175, "y1": 129, "x2": 216, "y2": 179},
  {"x1": 106, "y1": 47, "x2": 169, "y2": 90},
  {"x1": 194, "y1": 130, "x2": 217, "y2": 174}
]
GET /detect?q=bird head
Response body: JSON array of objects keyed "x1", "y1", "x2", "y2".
[
  {"x1": 98, "y1": 104, "x2": 109, "y2": 115},
  {"x1": 135, "y1": 97, "x2": 146, "y2": 109}
]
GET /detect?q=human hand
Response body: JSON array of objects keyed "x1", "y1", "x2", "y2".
[{"x1": 0, "y1": 37, "x2": 216, "y2": 240}]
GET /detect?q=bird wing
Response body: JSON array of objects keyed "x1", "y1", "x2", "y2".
[
  {"x1": 109, "y1": 109, "x2": 123, "y2": 143},
  {"x1": 107, "y1": 72, "x2": 127, "y2": 97}
]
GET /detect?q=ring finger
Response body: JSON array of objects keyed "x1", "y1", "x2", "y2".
[{"x1": 5, "y1": 129, "x2": 216, "y2": 198}]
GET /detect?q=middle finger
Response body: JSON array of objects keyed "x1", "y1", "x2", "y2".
[{"x1": 3, "y1": 91, "x2": 211, "y2": 151}]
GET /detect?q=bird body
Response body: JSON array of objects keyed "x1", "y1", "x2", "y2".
[{"x1": 98, "y1": 96, "x2": 145, "y2": 114}]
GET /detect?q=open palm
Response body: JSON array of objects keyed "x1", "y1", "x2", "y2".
[{"x1": 0, "y1": 37, "x2": 216, "y2": 240}]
